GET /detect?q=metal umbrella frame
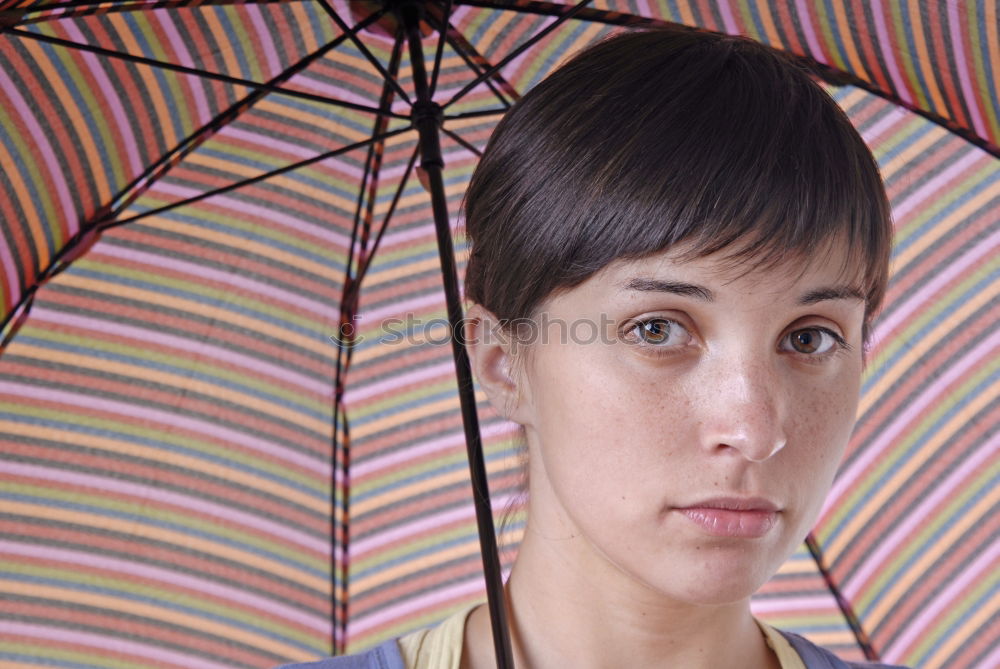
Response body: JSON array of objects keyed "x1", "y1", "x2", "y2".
[{"x1": 0, "y1": 1, "x2": 996, "y2": 667}]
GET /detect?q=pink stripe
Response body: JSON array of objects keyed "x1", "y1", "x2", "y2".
[
  {"x1": 348, "y1": 578, "x2": 483, "y2": 637},
  {"x1": 0, "y1": 380, "x2": 331, "y2": 477},
  {"x1": 829, "y1": 328, "x2": 999, "y2": 507},
  {"x1": 286, "y1": 71, "x2": 383, "y2": 108},
  {"x1": 793, "y1": 0, "x2": 826, "y2": 62},
  {"x1": 246, "y1": 4, "x2": 283, "y2": 78},
  {"x1": 221, "y1": 125, "x2": 362, "y2": 166},
  {"x1": 0, "y1": 621, "x2": 236, "y2": 669},
  {"x1": 872, "y1": 226, "x2": 1000, "y2": 341},
  {"x1": 870, "y1": 0, "x2": 915, "y2": 105},
  {"x1": 840, "y1": 438, "x2": 997, "y2": 599},
  {"x1": 715, "y1": 1, "x2": 740, "y2": 35},
  {"x1": 750, "y1": 595, "x2": 839, "y2": 615},
  {"x1": 883, "y1": 541, "x2": 999, "y2": 658},
  {"x1": 62, "y1": 22, "x2": 144, "y2": 177},
  {"x1": 858, "y1": 106, "x2": 908, "y2": 145},
  {"x1": 358, "y1": 292, "x2": 445, "y2": 324},
  {"x1": 346, "y1": 361, "x2": 455, "y2": 403},
  {"x1": 94, "y1": 244, "x2": 337, "y2": 319},
  {"x1": 27, "y1": 306, "x2": 332, "y2": 396},
  {"x1": 0, "y1": 540, "x2": 328, "y2": 633},
  {"x1": 3, "y1": 461, "x2": 329, "y2": 554},
  {"x1": 154, "y1": 11, "x2": 211, "y2": 124},
  {"x1": 892, "y1": 149, "x2": 985, "y2": 220},
  {"x1": 352, "y1": 420, "x2": 519, "y2": 479},
  {"x1": 0, "y1": 215, "x2": 19, "y2": 308},
  {"x1": 0, "y1": 67, "x2": 78, "y2": 236},
  {"x1": 502, "y1": 16, "x2": 560, "y2": 84},
  {"x1": 351, "y1": 492, "x2": 516, "y2": 558},
  {"x1": 946, "y1": 1, "x2": 989, "y2": 139},
  {"x1": 142, "y1": 182, "x2": 354, "y2": 248},
  {"x1": 971, "y1": 645, "x2": 1000, "y2": 669}
]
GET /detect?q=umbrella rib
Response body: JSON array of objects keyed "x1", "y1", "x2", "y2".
[
  {"x1": 427, "y1": 0, "x2": 453, "y2": 98},
  {"x1": 314, "y1": 0, "x2": 413, "y2": 107},
  {"x1": 103, "y1": 7, "x2": 393, "y2": 222},
  {"x1": 12, "y1": 0, "x2": 296, "y2": 25},
  {"x1": 430, "y1": 17, "x2": 517, "y2": 109},
  {"x1": 805, "y1": 533, "x2": 881, "y2": 661},
  {"x1": 442, "y1": 0, "x2": 594, "y2": 109},
  {"x1": 444, "y1": 107, "x2": 509, "y2": 120},
  {"x1": 355, "y1": 142, "x2": 420, "y2": 286},
  {"x1": 458, "y1": 0, "x2": 1000, "y2": 156},
  {"x1": 4, "y1": 26, "x2": 409, "y2": 120},
  {"x1": 102, "y1": 126, "x2": 413, "y2": 229},
  {"x1": 454, "y1": 0, "x2": 667, "y2": 27},
  {"x1": 333, "y1": 33, "x2": 406, "y2": 651},
  {"x1": 440, "y1": 126, "x2": 483, "y2": 157}
]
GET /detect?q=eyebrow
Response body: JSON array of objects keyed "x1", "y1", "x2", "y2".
[
  {"x1": 797, "y1": 286, "x2": 866, "y2": 305},
  {"x1": 620, "y1": 278, "x2": 865, "y2": 305},
  {"x1": 619, "y1": 278, "x2": 715, "y2": 301}
]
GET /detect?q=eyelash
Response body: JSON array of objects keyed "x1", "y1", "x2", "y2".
[{"x1": 625, "y1": 318, "x2": 852, "y2": 361}]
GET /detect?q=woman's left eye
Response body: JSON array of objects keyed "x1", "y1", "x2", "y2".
[
  {"x1": 779, "y1": 327, "x2": 847, "y2": 356},
  {"x1": 627, "y1": 317, "x2": 693, "y2": 349}
]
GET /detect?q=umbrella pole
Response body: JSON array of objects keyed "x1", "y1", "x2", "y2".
[{"x1": 398, "y1": 2, "x2": 516, "y2": 668}]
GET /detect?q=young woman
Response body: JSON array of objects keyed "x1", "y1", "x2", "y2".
[{"x1": 284, "y1": 26, "x2": 904, "y2": 669}]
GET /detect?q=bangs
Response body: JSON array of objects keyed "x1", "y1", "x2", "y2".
[{"x1": 463, "y1": 28, "x2": 892, "y2": 333}]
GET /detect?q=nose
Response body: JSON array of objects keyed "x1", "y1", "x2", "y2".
[{"x1": 697, "y1": 354, "x2": 787, "y2": 462}]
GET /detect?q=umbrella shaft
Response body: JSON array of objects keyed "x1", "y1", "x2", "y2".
[{"x1": 400, "y1": 3, "x2": 516, "y2": 669}]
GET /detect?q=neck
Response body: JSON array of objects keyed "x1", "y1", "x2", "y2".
[{"x1": 464, "y1": 520, "x2": 780, "y2": 669}]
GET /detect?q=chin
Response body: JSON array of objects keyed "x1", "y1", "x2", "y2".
[{"x1": 638, "y1": 548, "x2": 781, "y2": 607}]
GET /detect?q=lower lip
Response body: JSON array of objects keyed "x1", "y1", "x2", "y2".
[{"x1": 676, "y1": 508, "x2": 778, "y2": 538}]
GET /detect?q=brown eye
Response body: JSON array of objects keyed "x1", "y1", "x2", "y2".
[
  {"x1": 783, "y1": 327, "x2": 838, "y2": 355},
  {"x1": 629, "y1": 318, "x2": 692, "y2": 348}
]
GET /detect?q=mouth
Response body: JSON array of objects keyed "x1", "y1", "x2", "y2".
[{"x1": 672, "y1": 496, "x2": 780, "y2": 538}]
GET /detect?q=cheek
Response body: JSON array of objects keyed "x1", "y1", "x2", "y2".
[{"x1": 528, "y1": 346, "x2": 693, "y2": 500}]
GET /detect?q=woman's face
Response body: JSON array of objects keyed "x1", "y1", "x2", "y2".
[{"x1": 503, "y1": 240, "x2": 867, "y2": 606}]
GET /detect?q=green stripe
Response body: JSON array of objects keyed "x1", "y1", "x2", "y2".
[
  {"x1": 3, "y1": 561, "x2": 327, "y2": 649},
  {"x1": 2, "y1": 481, "x2": 329, "y2": 572}
]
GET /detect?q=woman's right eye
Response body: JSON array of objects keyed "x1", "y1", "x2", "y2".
[{"x1": 626, "y1": 318, "x2": 693, "y2": 350}]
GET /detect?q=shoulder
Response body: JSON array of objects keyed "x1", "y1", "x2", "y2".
[
  {"x1": 777, "y1": 629, "x2": 911, "y2": 669},
  {"x1": 275, "y1": 638, "x2": 405, "y2": 669}
]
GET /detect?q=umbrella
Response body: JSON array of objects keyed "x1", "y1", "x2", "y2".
[{"x1": 0, "y1": 0, "x2": 996, "y2": 667}]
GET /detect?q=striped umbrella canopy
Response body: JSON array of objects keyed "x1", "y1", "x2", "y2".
[{"x1": 0, "y1": 0, "x2": 997, "y2": 667}]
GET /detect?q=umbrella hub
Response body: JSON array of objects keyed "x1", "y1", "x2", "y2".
[
  {"x1": 411, "y1": 100, "x2": 444, "y2": 127},
  {"x1": 348, "y1": 0, "x2": 435, "y2": 38}
]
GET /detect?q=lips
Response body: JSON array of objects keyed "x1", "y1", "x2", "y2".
[{"x1": 673, "y1": 497, "x2": 780, "y2": 538}]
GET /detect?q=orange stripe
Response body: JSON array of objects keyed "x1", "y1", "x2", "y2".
[
  {"x1": 906, "y1": 0, "x2": 947, "y2": 113},
  {"x1": 984, "y1": 1, "x2": 1000, "y2": 141},
  {"x1": 0, "y1": 127, "x2": 44, "y2": 273},
  {"x1": 2, "y1": 500, "x2": 329, "y2": 591},
  {"x1": 831, "y1": 0, "x2": 866, "y2": 77},
  {"x1": 1, "y1": 580, "x2": 315, "y2": 661},
  {"x1": 0, "y1": 419, "x2": 326, "y2": 513},
  {"x1": 106, "y1": 13, "x2": 178, "y2": 151}
]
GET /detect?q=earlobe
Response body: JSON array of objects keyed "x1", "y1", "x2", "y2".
[{"x1": 464, "y1": 303, "x2": 523, "y2": 422}]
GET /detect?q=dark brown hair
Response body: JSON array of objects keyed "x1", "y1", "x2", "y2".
[{"x1": 462, "y1": 27, "x2": 892, "y2": 342}]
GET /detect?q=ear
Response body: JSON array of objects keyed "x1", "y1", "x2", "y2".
[{"x1": 464, "y1": 303, "x2": 527, "y2": 424}]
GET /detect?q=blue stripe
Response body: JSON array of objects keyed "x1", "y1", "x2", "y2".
[
  {"x1": 1, "y1": 491, "x2": 329, "y2": 577},
  {"x1": 0, "y1": 412, "x2": 328, "y2": 497},
  {"x1": 117, "y1": 215, "x2": 349, "y2": 281},
  {"x1": 825, "y1": 371, "x2": 998, "y2": 549},
  {"x1": 63, "y1": 266, "x2": 333, "y2": 344},
  {"x1": 13, "y1": 333, "x2": 332, "y2": 423},
  {"x1": 2, "y1": 570, "x2": 327, "y2": 654},
  {"x1": 857, "y1": 479, "x2": 998, "y2": 623},
  {"x1": 121, "y1": 12, "x2": 187, "y2": 141},
  {"x1": 862, "y1": 266, "x2": 999, "y2": 395}
]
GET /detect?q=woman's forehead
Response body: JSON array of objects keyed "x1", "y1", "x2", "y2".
[{"x1": 588, "y1": 239, "x2": 867, "y2": 299}]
